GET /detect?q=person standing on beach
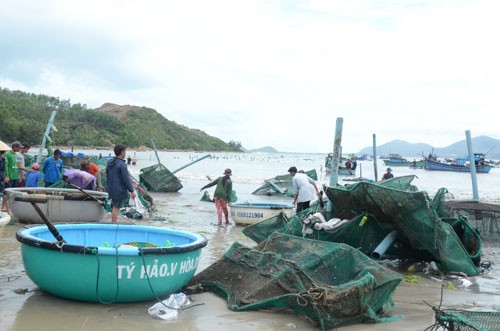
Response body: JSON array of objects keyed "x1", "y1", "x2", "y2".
[
  {"x1": 106, "y1": 144, "x2": 136, "y2": 223},
  {"x1": 0, "y1": 147, "x2": 8, "y2": 212},
  {"x1": 2, "y1": 141, "x2": 23, "y2": 211},
  {"x1": 42, "y1": 149, "x2": 63, "y2": 187},
  {"x1": 288, "y1": 166, "x2": 320, "y2": 213},
  {"x1": 382, "y1": 168, "x2": 394, "y2": 180},
  {"x1": 16, "y1": 143, "x2": 34, "y2": 187},
  {"x1": 200, "y1": 168, "x2": 233, "y2": 225}
]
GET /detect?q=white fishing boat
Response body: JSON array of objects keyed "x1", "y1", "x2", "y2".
[
  {"x1": 230, "y1": 202, "x2": 294, "y2": 226},
  {"x1": 4, "y1": 187, "x2": 108, "y2": 224}
]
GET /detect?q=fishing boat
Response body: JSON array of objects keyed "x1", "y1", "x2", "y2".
[
  {"x1": 383, "y1": 154, "x2": 424, "y2": 168},
  {"x1": 16, "y1": 223, "x2": 207, "y2": 302},
  {"x1": 325, "y1": 153, "x2": 357, "y2": 176},
  {"x1": 424, "y1": 153, "x2": 492, "y2": 173},
  {"x1": 4, "y1": 187, "x2": 108, "y2": 223},
  {"x1": 230, "y1": 202, "x2": 294, "y2": 225}
]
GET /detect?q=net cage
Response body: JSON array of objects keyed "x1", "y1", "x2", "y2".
[
  {"x1": 186, "y1": 232, "x2": 402, "y2": 330},
  {"x1": 139, "y1": 163, "x2": 183, "y2": 192}
]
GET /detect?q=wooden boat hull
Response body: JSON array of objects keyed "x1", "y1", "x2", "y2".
[
  {"x1": 16, "y1": 223, "x2": 207, "y2": 302},
  {"x1": 5, "y1": 188, "x2": 108, "y2": 223},
  {"x1": 383, "y1": 160, "x2": 424, "y2": 168},
  {"x1": 425, "y1": 159, "x2": 492, "y2": 173},
  {"x1": 230, "y1": 202, "x2": 294, "y2": 225}
]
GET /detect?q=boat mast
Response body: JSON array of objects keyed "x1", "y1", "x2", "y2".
[{"x1": 37, "y1": 111, "x2": 57, "y2": 164}]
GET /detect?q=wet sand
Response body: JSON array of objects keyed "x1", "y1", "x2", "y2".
[{"x1": 1, "y1": 178, "x2": 500, "y2": 331}]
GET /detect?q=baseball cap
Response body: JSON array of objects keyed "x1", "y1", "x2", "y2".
[{"x1": 11, "y1": 141, "x2": 24, "y2": 149}]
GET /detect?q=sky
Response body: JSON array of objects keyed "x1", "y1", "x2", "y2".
[{"x1": 1, "y1": 0, "x2": 499, "y2": 153}]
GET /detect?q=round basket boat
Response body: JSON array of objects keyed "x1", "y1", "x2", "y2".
[
  {"x1": 5, "y1": 187, "x2": 108, "y2": 223},
  {"x1": 16, "y1": 223, "x2": 207, "y2": 303},
  {"x1": 230, "y1": 202, "x2": 294, "y2": 226}
]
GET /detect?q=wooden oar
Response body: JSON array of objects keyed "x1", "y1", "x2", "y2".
[
  {"x1": 31, "y1": 202, "x2": 65, "y2": 243},
  {"x1": 68, "y1": 183, "x2": 106, "y2": 208},
  {"x1": 14, "y1": 195, "x2": 65, "y2": 243}
]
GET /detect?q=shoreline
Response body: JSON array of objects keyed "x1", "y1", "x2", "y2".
[{"x1": 27, "y1": 145, "x2": 244, "y2": 154}]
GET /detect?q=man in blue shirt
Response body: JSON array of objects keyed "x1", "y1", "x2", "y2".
[{"x1": 42, "y1": 149, "x2": 63, "y2": 187}]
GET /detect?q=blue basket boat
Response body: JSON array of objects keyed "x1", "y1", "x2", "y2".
[{"x1": 16, "y1": 223, "x2": 207, "y2": 303}]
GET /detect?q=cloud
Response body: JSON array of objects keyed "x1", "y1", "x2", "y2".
[{"x1": 1, "y1": 0, "x2": 499, "y2": 153}]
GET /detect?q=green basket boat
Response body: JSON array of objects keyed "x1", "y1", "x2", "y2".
[{"x1": 16, "y1": 223, "x2": 207, "y2": 303}]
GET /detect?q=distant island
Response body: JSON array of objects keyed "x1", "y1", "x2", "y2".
[
  {"x1": 248, "y1": 146, "x2": 280, "y2": 153},
  {"x1": 357, "y1": 136, "x2": 500, "y2": 159}
]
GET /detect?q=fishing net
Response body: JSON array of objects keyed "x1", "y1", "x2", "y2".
[
  {"x1": 429, "y1": 309, "x2": 500, "y2": 331},
  {"x1": 432, "y1": 192, "x2": 500, "y2": 242},
  {"x1": 60, "y1": 155, "x2": 89, "y2": 169},
  {"x1": 139, "y1": 163, "x2": 183, "y2": 192},
  {"x1": 375, "y1": 174, "x2": 419, "y2": 191},
  {"x1": 186, "y1": 232, "x2": 402, "y2": 330},
  {"x1": 245, "y1": 178, "x2": 481, "y2": 276},
  {"x1": 321, "y1": 181, "x2": 481, "y2": 275},
  {"x1": 252, "y1": 169, "x2": 318, "y2": 196}
]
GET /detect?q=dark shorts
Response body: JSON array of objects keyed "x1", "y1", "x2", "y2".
[
  {"x1": 44, "y1": 181, "x2": 54, "y2": 187},
  {"x1": 111, "y1": 198, "x2": 127, "y2": 209},
  {"x1": 296, "y1": 201, "x2": 311, "y2": 213},
  {"x1": 5, "y1": 180, "x2": 19, "y2": 189}
]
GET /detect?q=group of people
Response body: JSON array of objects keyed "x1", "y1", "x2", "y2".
[
  {"x1": 199, "y1": 165, "x2": 322, "y2": 226},
  {"x1": 1, "y1": 140, "x2": 136, "y2": 223},
  {"x1": 126, "y1": 154, "x2": 137, "y2": 166},
  {"x1": 1, "y1": 141, "x2": 41, "y2": 212},
  {"x1": 344, "y1": 159, "x2": 358, "y2": 170}
]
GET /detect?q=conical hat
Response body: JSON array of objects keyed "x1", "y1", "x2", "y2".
[{"x1": 0, "y1": 140, "x2": 10, "y2": 151}]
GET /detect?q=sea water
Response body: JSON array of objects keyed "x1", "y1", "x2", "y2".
[{"x1": 121, "y1": 150, "x2": 500, "y2": 203}]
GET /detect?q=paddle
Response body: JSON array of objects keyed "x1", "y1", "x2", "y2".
[
  {"x1": 31, "y1": 202, "x2": 65, "y2": 243},
  {"x1": 14, "y1": 195, "x2": 65, "y2": 243},
  {"x1": 68, "y1": 183, "x2": 106, "y2": 208}
]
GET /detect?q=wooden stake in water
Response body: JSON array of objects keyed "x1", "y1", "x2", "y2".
[
  {"x1": 373, "y1": 134, "x2": 378, "y2": 181},
  {"x1": 466, "y1": 130, "x2": 479, "y2": 201}
]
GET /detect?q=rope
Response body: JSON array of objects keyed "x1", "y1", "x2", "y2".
[{"x1": 138, "y1": 247, "x2": 204, "y2": 311}]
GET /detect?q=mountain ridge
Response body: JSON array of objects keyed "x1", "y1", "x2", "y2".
[{"x1": 358, "y1": 136, "x2": 500, "y2": 159}]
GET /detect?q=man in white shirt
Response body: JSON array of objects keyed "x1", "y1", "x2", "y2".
[
  {"x1": 16, "y1": 143, "x2": 34, "y2": 187},
  {"x1": 288, "y1": 166, "x2": 320, "y2": 213}
]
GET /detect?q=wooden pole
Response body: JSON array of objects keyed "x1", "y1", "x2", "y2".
[
  {"x1": 466, "y1": 130, "x2": 479, "y2": 201},
  {"x1": 373, "y1": 134, "x2": 378, "y2": 181}
]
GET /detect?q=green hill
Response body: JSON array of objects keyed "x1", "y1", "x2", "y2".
[{"x1": 0, "y1": 87, "x2": 241, "y2": 152}]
